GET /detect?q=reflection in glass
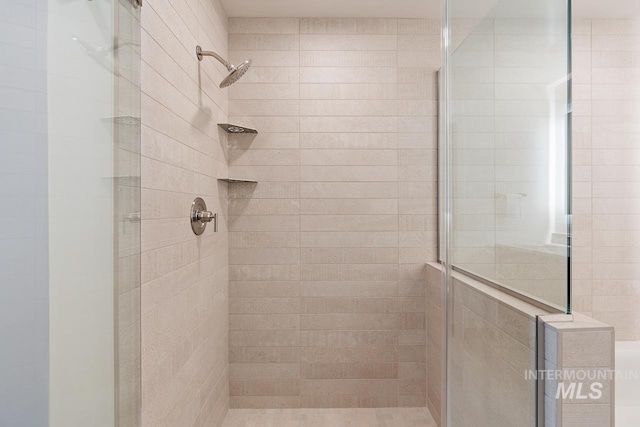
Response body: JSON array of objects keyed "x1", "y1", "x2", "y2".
[{"x1": 449, "y1": 0, "x2": 571, "y2": 310}]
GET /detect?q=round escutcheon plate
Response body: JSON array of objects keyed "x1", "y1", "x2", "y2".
[{"x1": 190, "y1": 197, "x2": 208, "y2": 235}]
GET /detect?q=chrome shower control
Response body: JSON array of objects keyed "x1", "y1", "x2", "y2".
[
  {"x1": 197, "y1": 210, "x2": 215, "y2": 223},
  {"x1": 190, "y1": 197, "x2": 217, "y2": 235}
]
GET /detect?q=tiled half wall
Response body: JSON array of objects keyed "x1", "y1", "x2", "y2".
[{"x1": 426, "y1": 263, "x2": 544, "y2": 427}]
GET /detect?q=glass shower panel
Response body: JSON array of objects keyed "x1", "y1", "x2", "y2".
[
  {"x1": 114, "y1": 0, "x2": 142, "y2": 424},
  {"x1": 443, "y1": 0, "x2": 571, "y2": 426},
  {"x1": 0, "y1": 0, "x2": 141, "y2": 424},
  {"x1": 449, "y1": 0, "x2": 571, "y2": 310}
]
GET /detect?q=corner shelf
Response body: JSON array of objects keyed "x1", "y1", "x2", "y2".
[
  {"x1": 217, "y1": 178, "x2": 258, "y2": 184},
  {"x1": 218, "y1": 123, "x2": 258, "y2": 134},
  {"x1": 101, "y1": 116, "x2": 141, "y2": 125}
]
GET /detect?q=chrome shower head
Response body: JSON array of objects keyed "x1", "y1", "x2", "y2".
[
  {"x1": 196, "y1": 45, "x2": 251, "y2": 88},
  {"x1": 220, "y1": 59, "x2": 252, "y2": 88}
]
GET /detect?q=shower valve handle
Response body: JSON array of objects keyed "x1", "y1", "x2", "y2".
[
  {"x1": 197, "y1": 210, "x2": 216, "y2": 223},
  {"x1": 190, "y1": 197, "x2": 218, "y2": 235}
]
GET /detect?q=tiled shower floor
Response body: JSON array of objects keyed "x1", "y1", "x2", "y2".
[{"x1": 222, "y1": 407, "x2": 437, "y2": 427}]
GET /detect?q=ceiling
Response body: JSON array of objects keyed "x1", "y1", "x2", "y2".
[{"x1": 220, "y1": 0, "x2": 640, "y2": 19}]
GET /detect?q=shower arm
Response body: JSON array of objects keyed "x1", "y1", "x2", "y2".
[{"x1": 196, "y1": 46, "x2": 233, "y2": 71}]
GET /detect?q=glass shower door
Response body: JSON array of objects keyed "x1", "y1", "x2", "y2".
[
  {"x1": 0, "y1": 0, "x2": 141, "y2": 424},
  {"x1": 442, "y1": 0, "x2": 571, "y2": 426}
]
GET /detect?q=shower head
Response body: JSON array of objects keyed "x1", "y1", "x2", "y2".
[
  {"x1": 196, "y1": 45, "x2": 251, "y2": 88},
  {"x1": 220, "y1": 59, "x2": 252, "y2": 88}
]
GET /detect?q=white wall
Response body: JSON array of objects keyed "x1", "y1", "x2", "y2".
[
  {"x1": 0, "y1": 0, "x2": 49, "y2": 424},
  {"x1": 47, "y1": 0, "x2": 117, "y2": 424}
]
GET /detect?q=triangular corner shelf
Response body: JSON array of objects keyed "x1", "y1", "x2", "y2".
[
  {"x1": 218, "y1": 123, "x2": 257, "y2": 134},
  {"x1": 217, "y1": 178, "x2": 258, "y2": 183}
]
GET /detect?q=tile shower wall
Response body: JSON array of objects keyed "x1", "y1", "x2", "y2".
[
  {"x1": 140, "y1": 0, "x2": 230, "y2": 425},
  {"x1": 227, "y1": 18, "x2": 439, "y2": 408},
  {"x1": 570, "y1": 19, "x2": 640, "y2": 341}
]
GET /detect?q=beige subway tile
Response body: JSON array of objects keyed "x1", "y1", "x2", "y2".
[
  {"x1": 230, "y1": 363, "x2": 300, "y2": 381},
  {"x1": 301, "y1": 117, "x2": 398, "y2": 133},
  {"x1": 298, "y1": 395, "x2": 356, "y2": 408},
  {"x1": 228, "y1": 133, "x2": 300, "y2": 151},
  {"x1": 300, "y1": 35, "x2": 397, "y2": 51},
  {"x1": 229, "y1": 83, "x2": 300, "y2": 100},
  {"x1": 229, "y1": 395, "x2": 301, "y2": 408},
  {"x1": 300, "y1": 248, "x2": 398, "y2": 264},
  {"x1": 301, "y1": 281, "x2": 398, "y2": 298},
  {"x1": 229, "y1": 50, "x2": 301, "y2": 67},
  {"x1": 230, "y1": 248, "x2": 301, "y2": 265},
  {"x1": 300, "y1": 216, "x2": 398, "y2": 232},
  {"x1": 300, "y1": 149, "x2": 397, "y2": 166},
  {"x1": 230, "y1": 330, "x2": 300, "y2": 347},
  {"x1": 229, "y1": 199, "x2": 299, "y2": 215},
  {"x1": 300, "y1": 346, "x2": 397, "y2": 363},
  {"x1": 300, "y1": 231, "x2": 398, "y2": 248},
  {"x1": 229, "y1": 182, "x2": 300, "y2": 200},
  {"x1": 229, "y1": 215, "x2": 300, "y2": 232},
  {"x1": 399, "y1": 379, "x2": 426, "y2": 397},
  {"x1": 228, "y1": 165, "x2": 300, "y2": 182},
  {"x1": 561, "y1": 330, "x2": 613, "y2": 367},
  {"x1": 299, "y1": 379, "x2": 398, "y2": 396},
  {"x1": 300, "y1": 330, "x2": 398, "y2": 347},
  {"x1": 300, "y1": 199, "x2": 397, "y2": 215},
  {"x1": 239, "y1": 66, "x2": 300, "y2": 84},
  {"x1": 300, "y1": 67, "x2": 397, "y2": 84},
  {"x1": 398, "y1": 280, "x2": 426, "y2": 297},
  {"x1": 398, "y1": 51, "x2": 441, "y2": 68},
  {"x1": 398, "y1": 19, "x2": 440, "y2": 35},
  {"x1": 229, "y1": 18, "x2": 300, "y2": 34},
  {"x1": 301, "y1": 264, "x2": 398, "y2": 281},
  {"x1": 301, "y1": 314, "x2": 400, "y2": 331},
  {"x1": 300, "y1": 165, "x2": 398, "y2": 182},
  {"x1": 229, "y1": 34, "x2": 299, "y2": 51},
  {"x1": 300, "y1": 182, "x2": 398, "y2": 198},
  {"x1": 229, "y1": 264, "x2": 300, "y2": 281},
  {"x1": 301, "y1": 297, "x2": 397, "y2": 314},
  {"x1": 300, "y1": 100, "x2": 398, "y2": 116},
  {"x1": 230, "y1": 314, "x2": 300, "y2": 331},
  {"x1": 228, "y1": 116, "x2": 300, "y2": 132},
  {"x1": 300, "y1": 18, "x2": 397, "y2": 35},
  {"x1": 230, "y1": 281, "x2": 301, "y2": 298},
  {"x1": 398, "y1": 35, "x2": 441, "y2": 51},
  {"x1": 399, "y1": 247, "x2": 434, "y2": 265},
  {"x1": 230, "y1": 231, "x2": 299, "y2": 248},
  {"x1": 300, "y1": 51, "x2": 398, "y2": 67},
  {"x1": 230, "y1": 100, "x2": 300, "y2": 117},
  {"x1": 398, "y1": 346, "x2": 426, "y2": 362},
  {"x1": 231, "y1": 347, "x2": 299, "y2": 364},
  {"x1": 301, "y1": 362, "x2": 397, "y2": 379},
  {"x1": 230, "y1": 149, "x2": 299, "y2": 166},
  {"x1": 300, "y1": 83, "x2": 398, "y2": 100}
]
